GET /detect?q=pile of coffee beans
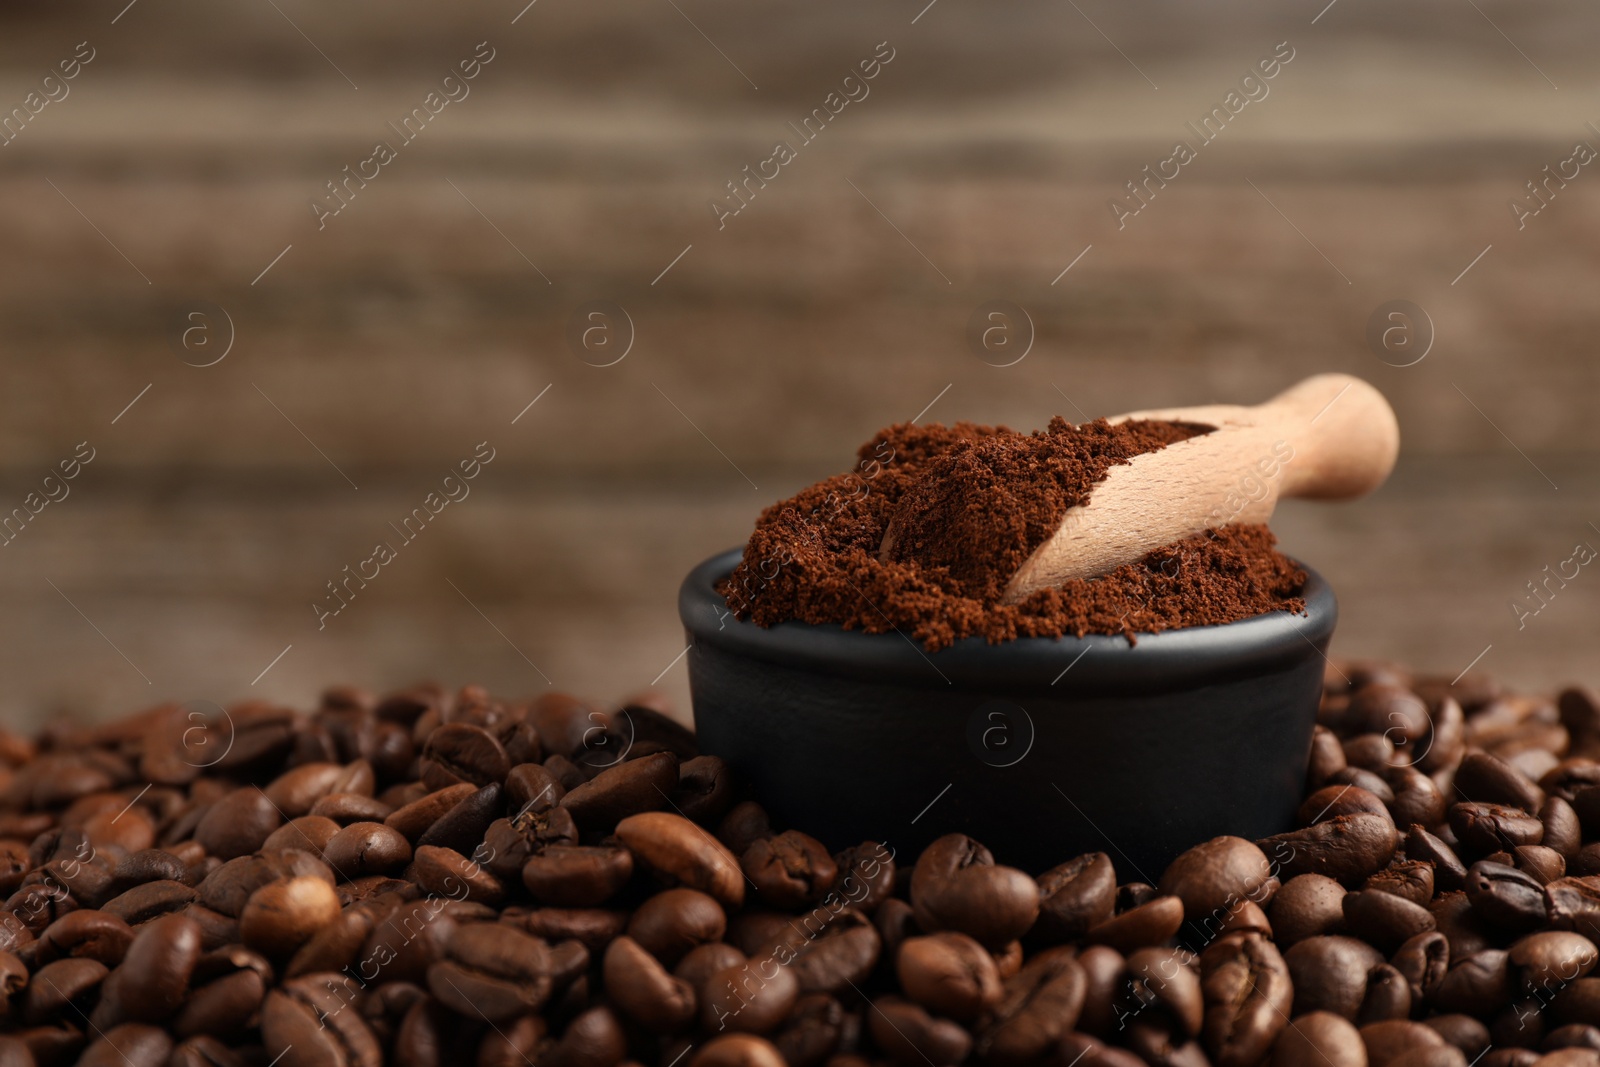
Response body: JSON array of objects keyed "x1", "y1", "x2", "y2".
[{"x1": 3, "y1": 668, "x2": 1600, "y2": 1067}]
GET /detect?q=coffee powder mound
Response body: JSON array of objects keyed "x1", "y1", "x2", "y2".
[
  {"x1": 882, "y1": 416, "x2": 1210, "y2": 602},
  {"x1": 720, "y1": 418, "x2": 1307, "y2": 649}
]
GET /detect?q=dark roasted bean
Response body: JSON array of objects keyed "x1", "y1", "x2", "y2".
[
  {"x1": 1033, "y1": 852, "x2": 1116, "y2": 942},
  {"x1": 560, "y1": 751, "x2": 678, "y2": 830},
  {"x1": 1259, "y1": 813, "x2": 1398, "y2": 886},
  {"x1": 743, "y1": 831, "x2": 837, "y2": 909},
  {"x1": 426, "y1": 922, "x2": 552, "y2": 1021},
  {"x1": 420, "y1": 724, "x2": 510, "y2": 790},
  {"x1": 1285, "y1": 936, "x2": 1384, "y2": 1020},
  {"x1": 1467, "y1": 861, "x2": 1549, "y2": 932}
]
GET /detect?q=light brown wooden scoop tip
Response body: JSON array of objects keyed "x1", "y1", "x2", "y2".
[{"x1": 999, "y1": 373, "x2": 1398, "y2": 601}]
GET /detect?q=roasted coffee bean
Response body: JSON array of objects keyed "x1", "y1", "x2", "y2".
[
  {"x1": 427, "y1": 922, "x2": 551, "y2": 1021},
  {"x1": 1388, "y1": 767, "x2": 1449, "y2": 829},
  {"x1": 1359, "y1": 962, "x2": 1413, "y2": 1024},
  {"x1": 172, "y1": 965, "x2": 267, "y2": 1040},
  {"x1": 1549, "y1": 877, "x2": 1600, "y2": 942},
  {"x1": 1075, "y1": 944, "x2": 1126, "y2": 1038},
  {"x1": 168, "y1": 1034, "x2": 248, "y2": 1067},
  {"x1": 896, "y1": 931, "x2": 1000, "y2": 1021},
  {"x1": 1425, "y1": 1014, "x2": 1491, "y2": 1059},
  {"x1": 238, "y1": 876, "x2": 342, "y2": 958},
  {"x1": 1433, "y1": 949, "x2": 1513, "y2": 1016},
  {"x1": 525, "y1": 906, "x2": 628, "y2": 951},
  {"x1": 359, "y1": 900, "x2": 457, "y2": 986},
  {"x1": 193, "y1": 789, "x2": 282, "y2": 861},
  {"x1": 77, "y1": 1023, "x2": 173, "y2": 1067},
  {"x1": 1272, "y1": 1011, "x2": 1367, "y2": 1066},
  {"x1": 1394, "y1": 930, "x2": 1451, "y2": 1004},
  {"x1": 1433, "y1": 891, "x2": 1497, "y2": 960},
  {"x1": 908, "y1": 834, "x2": 1039, "y2": 950},
  {"x1": 542, "y1": 753, "x2": 589, "y2": 795},
  {"x1": 483, "y1": 808, "x2": 580, "y2": 884},
  {"x1": 1406, "y1": 825, "x2": 1470, "y2": 892},
  {"x1": 1366, "y1": 860, "x2": 1435, "y2": 907},
  {"x1": 1545, "y1": 799, "x2": 1585, "y2": 861},
  {"x1": 625, "y1": 887, "x2": 725, "y2": 966},
  {"x1": 1360, "y1": 1018, "x2": 1450, "y2": 1064},
  {"x1": 1308, "y1": 725, "x2": 1349, "y2": 788},
  {"x1": 832, "y1": 841, "x2": 895, "y2": 914},
  {"x1": 413, "y1": 782, "x2": 501, "y2": 854},
  {"x1": 93, "y1": 911, "x2": 201, "y2": 1027},
  {"x1": 1300, "y1": 784, "x2": 1393, "y2": 825},
  {"x1": 689, "y1": 1033, "x2": 786, "y2": 1067},
  {"x1": 476, "y1": 1014, "x2": 546, "y2": 1067},
  {"x1": 743, "y1": 831, "x2": 837, "y2": 909},
  {"x1": 1518, "y1": 844, "x2": 1570, "y2": 884},
  {"x1": 323, "y1": 822, "x2": 412, "y2": 878},
  {"x1": 524, "y1": 844, "x2": 630, "y2": 908},
  {"x1": 1285, "y1": 936, "x2": 1384, "y2": 1019},
  {"x1": 1125, "y1": 945, "x2": 1203, "y2": 1038},
  {"x1": 771, "y1": 906, "x2": 880, "y2": 995},
  {"x1": 1467, "y1": 862, "x2": 1549, "y2": 932},
  {"x1": 604, "y1": 935, "x2": 696, "y2": 1032},
  {"x1": 1509, "y1": 931, "x2": 1599, "y2": 996},
  {"x1": 1058, "y1": 1034, "x2": 1148, "y2": 1067},
  {"x1": 262, "y1": 973, "x2": 381, "y2": 1067},
  {"x1": 1343, "y1": 890, "x2": 1438, "y2": 952},
  {"x1": 617, "y1": 811, "x2": 745, "y2": 908},
  {"x1": 1259, "y1": 813, "x2": 1398, "y2": 886},
  {"x1": 1348, "y1": 685, "x2": 1431, "y2": 743},
  {"x1": 35, "y1": 909, "x2": 133, "y2": 966},
  {"x1": 310, "y1": 793, "x2": 392, "y2": 824},
  {"x1": 22, "y1": 956, "x2": 107, "y2": 1023},
  {"x1": 975, "y1": 946, "x2": 1086, "y2": 1065},
  {"x1": 1123, "y1": 1021, "x2": 1210, "y2": 1067},
  {"x1": 197, "y1": 851, "x2": 333, "y2": 919},
  {"x1": 773, "y1": 993, "x2": 844, "y2": 1067},
  {"x1": 108, "y1": 849, "x2": 190, "y2": 895},
  {"x1": 1033, "y1": 852, "x2": 1116, "y2": 942},
  {"x1": 717, "y1": 801, "x2": 774, "y2": 857},
  {"x1": 1452, "y1": 803, "x2": 1546, "y2": 854},
  {"x1": 1419, "y1": 697, "x2": 1467, "y2": 775},
  {"x1": 1458, "y1": 752, "x2": 1545, "y2": 812},
  {"x1": 677, "y1": 755, "x2": 736, "y2": 825},
  {"x1": 101, "y1": 879, "x2": 197, "y2": 924},
  {"x1": 1160, "y1": 836, "x2": 1272, "y2": 923},
  {"x1": 263, "y1": 815, "x2": 341, "y2": 855},
  {"x1": 701, "y1": 955, "x2": 800, "y2": 1035},
  {"x1": 421, "y1": 724, "x2": 511, "y2": 790},
  {"x1": 264, "y1": 762, "x2": 357, "y2": 818},
  {"x1": 383, "y1": 782, "x2": 476, "y2": 842},
  {"x1": 867, "y1": 995, "x2": 969, "y2": 1067},
  {"x1": 413, "y1": 845, "x2": 505, "y2": 904},
  {"x1": 560, "y1": 752, "x2": 678, "y2": 830},
  {"x1": 667, "y1": 934, "x2": 737, "y2": 985},
  {"x1": 1270, "y1": 874, "x2": 1347, "y2": 947},
  {"x1": 1086, "y1": 894, "x2": 1186, "y2": 952},
  {"x1": 1345, "y1": 733, "x2": 1399, "y2": 771},
  {"x1": 505, "y1": 763, "x2": 565, "y2": 815},
  {"x1": 1199, "y1": 933, "x2": 1292, "y2": 1066}
]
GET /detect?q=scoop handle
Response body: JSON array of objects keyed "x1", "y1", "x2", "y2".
[{"x1": 1112, "y1": 373, "x2": 1399, "y2": 501}]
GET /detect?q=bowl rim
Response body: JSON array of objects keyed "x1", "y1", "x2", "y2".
[{"x1": 679, "y1": 547, "x2": 1337, "y2": 694}]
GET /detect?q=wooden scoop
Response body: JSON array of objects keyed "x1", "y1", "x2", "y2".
[{"x1": 888, "y1": 373, "x2": 1399, "y2": 604}]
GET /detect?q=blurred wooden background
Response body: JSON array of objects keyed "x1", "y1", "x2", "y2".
[{"x1": 0, "y1": 0, "x2": 1596, "y2": 729}]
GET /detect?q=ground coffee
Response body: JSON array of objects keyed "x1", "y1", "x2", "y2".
[{"x1": 719, "y1": 418, "x2": 1307, "y2": 649}]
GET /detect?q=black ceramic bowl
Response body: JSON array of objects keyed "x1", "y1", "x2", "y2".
[{"x1": 679, "y1": 548, "x2": 1335, "y2": 878}]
